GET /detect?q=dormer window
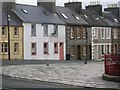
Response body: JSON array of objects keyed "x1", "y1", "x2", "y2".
[
  {"x1": 60, "y1": 13, "x2": 68, "y2": 19},
  {"x1": 114, "y1": 18, "x2": 118, "y2": 23},
  {"x1": 43, "y1": 11, "x2": 49, "y2": 16},
  {"x1": 21, "y1": 9, "x2": 28, "y2": 14},
  {"x1": 92, "y1": 15, "x2": 99, "y2": 20},
  {"x1": 72, "y1": 14, "x2": 79, "y2": 20},
  {"x1": 84, "y1": 15, "x2": 88, "y2": 18}
]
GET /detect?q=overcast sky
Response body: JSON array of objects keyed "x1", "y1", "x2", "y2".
[{"x1": 16, "y1": 0, "x2": 120, "y2": 9}]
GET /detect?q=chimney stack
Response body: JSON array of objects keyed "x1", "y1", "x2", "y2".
[
  {"x1": 104, "y1": 3, "x2": 120, "y2": 18},
  {"x1": 65, "y1": 2, "x2": 82, "y2": 14},
  {"x1": 86, "y1": 1, "x2": 102, "y2": 16},
  {"x1": 0, "y1": 0, "x2": 15, "y2": 14},
  {"x1": 37, "y1": 0, "x2": 56, "y2": 14}
]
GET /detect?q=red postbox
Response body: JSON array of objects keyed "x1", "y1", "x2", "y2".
[{"x1": 104, "y1": 54, "x2": 120, "y2": 76}]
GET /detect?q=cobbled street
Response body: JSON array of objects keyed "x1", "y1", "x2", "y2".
[{"x1": 2, "y1": 61, "x2": 120, "y2": 89}]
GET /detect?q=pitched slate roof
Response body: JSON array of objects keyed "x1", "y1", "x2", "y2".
[
  {"x1": 102, "y1": 11, "x2": 120, "y2": 27},
  {"x1": 1, "y1": 9, "x2": 22, "y2": 26},
  {"x1": 56, "y1": 6, "x2": 88, "y2": 26},
  {"x1": 81, "y1": 9, "x2": 110, "y2": 27},
  {"x1": 13, "y1": 4, "x2": 65, "y2": 25}
]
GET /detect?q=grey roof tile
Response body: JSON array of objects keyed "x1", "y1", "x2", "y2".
[
  {"x1": 13, "y1": 4, "x2": 65, "y2": 25},
  {"x1": 102, "y1": 11, "x2": 120, "y2": 27},
  {"x1": 56, "y1": 6, "x2": 88, "y2": 25},
  {"x1": 81, "y1": 9, "x2": 110, "y2": 27}
]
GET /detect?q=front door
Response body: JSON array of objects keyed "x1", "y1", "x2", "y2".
[
  {"x1": 77, "y1": 45, "x2": 81, "y2": 60},
  {"x1": 59, "y1": 43, "x2": 64, "y2": 60}
]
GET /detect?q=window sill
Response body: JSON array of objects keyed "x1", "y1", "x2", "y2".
[{"x1": 14, "y1": 52, "x2": 19, "y2": 54}]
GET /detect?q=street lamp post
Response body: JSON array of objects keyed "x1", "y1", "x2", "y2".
[{"x1": 7, "y1": 14, "x2": 10, "y2": 60}]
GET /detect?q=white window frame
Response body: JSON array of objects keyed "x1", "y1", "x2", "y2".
[
  {"x1": 14, "y1": 43, "x2": 19, "y2": 53},
  {"x1": 101, "y1": 28, "x2": 105, "y2": 39},
  {"x1": 43, "y1": 24, "x2": 48, "y2": 37},
  {"x1": 54, "y1": 42, "x2": 58, "y2": 54},
  {"x1": 14, "y1": 27, "x2": 18, "y2": 37},
  {"x1": 101, "y1": 45, "x2": 105, "y2": 55},
  {"x1": 113, "y1": 29, "x2": 117, "y2": 39},
  {"x1": 83, "y1": 28, "x2": 86, "y2": 39},
  {"x1": 44, "y1": 42, "x2": 49, "y2": 54},
  {"x1": 94, "y1": 28, "x2": 98, "y2": 39},
  {"x1": 31, "y1": 42, "x2": 37, "y2": 55},
  {"x1": 31, "y1": 24, "x2": 36, "y2": 37},
  {"x1": 106, "y1": 45, "x2": 111, "y2": 54},
  {"x1": 54, "y1": 25, "x2": 58, "y2": 37},
  {"x1": 70, "y1": 27, "x2": 74, "y2": 39},
  {"x1": 2, "y1": 27, "x2": 5, "y2": 36},
  {"x1": 1, "y1": 43, "x2": 8, "y2": 54},
  {"x1": 83, "y1": 45, "x2": 86, "y2": 56},
  {"x1": 76, "y1": 27, "x2": 80, "y2": 39},
  {"x1": 106, "y1": 28, "x2": 111, "y2": 39}
]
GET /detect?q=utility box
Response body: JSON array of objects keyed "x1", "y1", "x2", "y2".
[{"x1": 104, "y1": 54, "x2": 120, "y2": 76}]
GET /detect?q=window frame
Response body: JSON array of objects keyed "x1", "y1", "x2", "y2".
[
  {"x1": 101, "y1": 28, "x2": 105, "y2": 39},
  {"x1": 83, "y1": 28, "x2": 86, "y2": 39},
  {"x1": 14, "y1": 43, "x2": 19, "y2": 54},
  {"x1": 70, "y1": 27, "x2": 74, "y2": 39},
  {"x1": 14, "y1": 27, "x2": 19, "y2": 37},
  {"x1": 31, "y1": 24, "x2": 36, "y2": 37},
  {"x1": 53, "y1": 25, "x2": 58, "y2": 37},
  {"x1": 76, "y1": 27, "x2": 80, "y2": 39},
  {"x1": 2, "y1": 26, "x2": 5, "y2": 36},
  {"x1": 31, "y1": 42, "x2": 37, "y2": 55},
  {"x1": 43, "y1": 24, "x2": 48, "y2": 37},
  {"x1": 44, "y1": 42, "x2": 49, "y2": 54},
  {"x1": 54, "y1": 42, "x2": 58, "y2": 54}
]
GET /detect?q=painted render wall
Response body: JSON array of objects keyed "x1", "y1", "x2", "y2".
[{"x1": 23, "y1": 23, "x2": 66, "y2": 60}]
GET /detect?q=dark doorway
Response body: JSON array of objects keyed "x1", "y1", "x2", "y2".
[
  {"x1": 77, "y1": 45, "x2": 81, "y2": 60},
  {"x1": 89, "y1": 45, "x2": 92, "y2": 60}
]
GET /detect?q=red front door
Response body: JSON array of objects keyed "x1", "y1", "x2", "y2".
[{"x1": 59, "y1": 43, "x2": 64, "y2": 60}]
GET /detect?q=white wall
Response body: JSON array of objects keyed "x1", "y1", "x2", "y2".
[{"x1": 23, "y1": 23, "x2": 66, "y2": 60}]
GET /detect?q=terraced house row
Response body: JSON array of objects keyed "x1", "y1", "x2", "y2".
[{"x1": 0, "y1": 0, "x2": 120, "y2": 61}]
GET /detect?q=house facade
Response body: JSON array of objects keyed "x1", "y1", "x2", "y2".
[
  {"x1": 103, "y1": 10, "x2": 120, "y2": 54},
  {"x1": 56, "y1": 2, "x2": 90, "y2": 60},
  {"x1": 0, "y1": 2, "x2": 24, "y2": 60},
  {"x1": 81, "y1": 3, "x2": 112, "y2": 61},
  {"x1": 12, "y1": 2, "x2": 66, "y2": 60}
]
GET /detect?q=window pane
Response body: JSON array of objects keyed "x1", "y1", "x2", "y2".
[
  {"x1": 83, "y1": 28, "x2": 86, "y2": 38},
  {"x1": 54, "y1": 25, "x2": 58, "y2": 37},
  {"x1": 70, "y1": 27, "x2": 74, "y2": 39},
  {"x1": 14, "y1": 27, "x2": 18, "y2": 36},
  {"x1": 44, "y1": 43, "x2": 48, "y2": 54},
  {"x1": 4, "y1": 43, "x2": 8, "y2": 53},
  {"x1": 2, "y1": 27, "x2": 5, "y2": 35},
  {"x1": 54, "y1": 43, "x2": 58, "y2": 53},
  {"x1": 31, "y1": 43, "x2": 36, "y2": 55},
  {"x1": 1, "y1": 44, "x2": 4, "y2": 53},
  {"x1": 31, "y1": 24, "x2": 36, "y2": 36},
  {"x1": 14, "y1": 43, "x2": 19, "y2": 53},
  {"x1": 43, "y1": 24, "x2": 48, "y2": 37},
  {"x1": 77, "y1": 28, "x2": 80, "y2": 38}
]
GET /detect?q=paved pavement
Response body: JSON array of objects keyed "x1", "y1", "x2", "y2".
[
  {"x1": 2, "y1": 75, "x2": 82, "y2": 89},
  {"x1": 2, "y1": 75, "x2": 118, "y2": 90},
  {"x1": 2, "y1": 61, "x2": 120, "y2": 89}
]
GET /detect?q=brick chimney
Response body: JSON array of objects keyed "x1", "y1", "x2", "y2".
[
  {"x1": 37, "y1": 0, "x2": 56, "y2": 14},
  {"x1": 104, "y1": 4, "x2": 120, "y2": 18},
  {"x1": 65, "y1": 2, "x2": 82, "y2": 14},
  {"x1": 86, "y1": 1, "x2": 102, "y2": 16},
  {"x1": 0, "y1": 0, "x2": 15, "y2": 14}
]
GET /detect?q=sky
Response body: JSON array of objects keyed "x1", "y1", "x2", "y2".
[{"x1": 16, "y1": 0, "x2": 120, "y2": 9}]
